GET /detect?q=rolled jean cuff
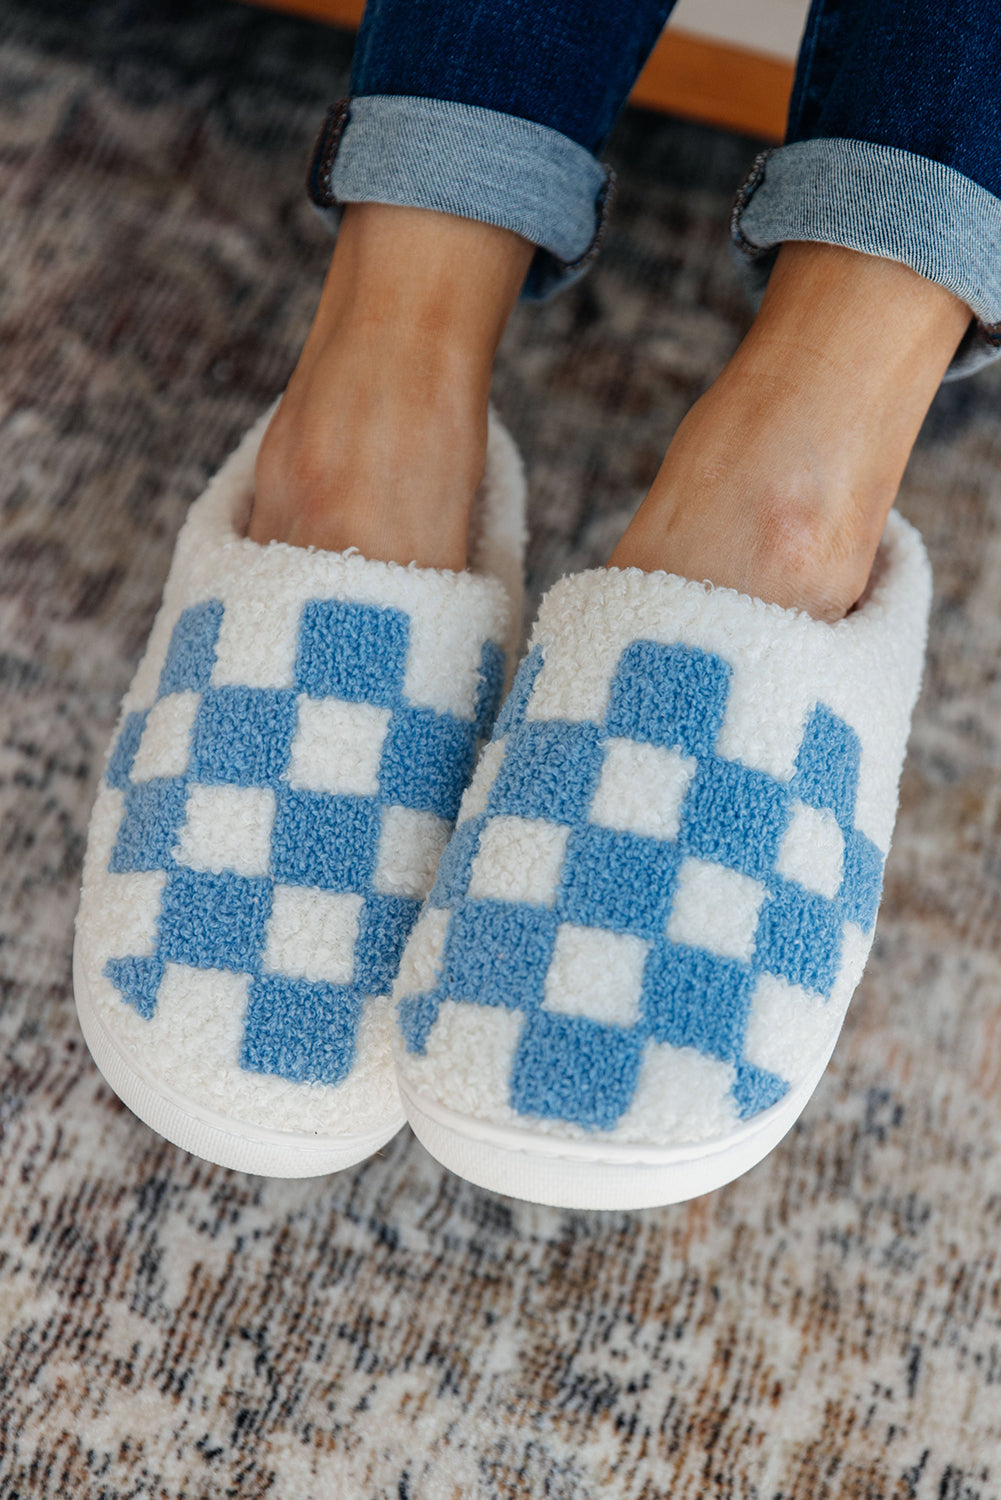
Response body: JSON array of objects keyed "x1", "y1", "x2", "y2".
[
  {"x1": 731, "y1": 139, "x2": 1001, "y2": 380},
  {"x1": 307, "y1": 95, "x2": 614, "y2": 300}
]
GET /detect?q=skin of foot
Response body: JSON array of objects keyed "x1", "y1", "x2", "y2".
[
  {"x1": 608, "y1": 241, "x2": 971, "y2": 620},
  {"x1": 253, "y1": 216, "x2": 970, "y2": 621},
  {"x1": 250, "y1": 203, "x2": 533, "y2": 571}
]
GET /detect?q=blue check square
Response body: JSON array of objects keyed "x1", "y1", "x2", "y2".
[
  {"x1": 642, "y1": 943, "x2": 752, "y2": 1061},
  {"x1": 793, "y1": 705, "x2": 861, "y2": 827},
  {"x1": 493, "y1": 646, "x2": 543, "y2": 736},
  {"x1": 755, "y1": 882, "x2": 842, "y2": 996},
  {"x1": 271, "y1": 789, "x2": 380, "y2": 892},
  {"x1": 295, "y1": 600, "x2": 409, "y2": 705},
  {"x1": 380, "y1": 707, "x2": 476, "y2": 821},
  {"x1": 242, "y1": 975, "x2": 363, "y2": 1084},
  {"x1": 605, "y1": 641, "x2": 730, "y2": 758},
  {"x1": 109, "y1": 779, "x2": 188, "y2": 873},
  {"x1": 558, "y1": 825, "x2": 680, "y2": 938},
  {"x1": 840, "y1": 828, "x2": 883, "y2": 930},
  {"x1": 510, "y1": 1011, "x2": 644, "y2": 1129},
  {"x1": 158, "y1": 868, "x2": 272, "y2": 973},
  {"x1": 487, "y1": 720, "x2": 604, "y2": 825},
  {"x1": 190, "y1": 687, "x2": 297, "y2": 786},
  {"x1": 680, "y1": 756, "x2": 790, "y2": 880},
  {"x1": 440, "y1": 901, "x2": 558, "y2": 1010},
  {"x1": 105, "y1": 710, "x2": 148, "y2": 790},
  {"x1": 353, "y1": 893, "x2": 422, "y2": 994},
  {"x1": 158, "y1": 601, "x2": 223, "y2": 696}
]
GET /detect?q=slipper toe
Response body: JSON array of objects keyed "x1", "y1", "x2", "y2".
[
  {"x1": 394, "y1": 512, "x2": 932, "y2": 1209},
  {"x1": 74, "y1": 408, "x2": 525, "y2": 1175}
]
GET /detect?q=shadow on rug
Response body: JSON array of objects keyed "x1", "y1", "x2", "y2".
[{"x1": 1, "y1": 1, "x2": 999, "y2": 1495}]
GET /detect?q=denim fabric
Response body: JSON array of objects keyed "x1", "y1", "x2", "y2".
[
  {"x1": 786, "y1": 0, "x2": 1001, "y2": 197},
  {"x1": 309, "y1": 0, "x2": 1001, "y2": 366},
  {"x1": 730, "y1": 0, "x2": 1001, "y2": 375},
  {"x1": 350, "y1": 0, "x2": 677, "y2": 156},
  {"x1": 732, "y1": 141, "x2": 1001, "y2": 378},
  {"x1": 308, "y1": 96, "x2": 613, "y2": 299},
  {"x1": 311, "y1": 0, "x2": 675, "y2": 297}
]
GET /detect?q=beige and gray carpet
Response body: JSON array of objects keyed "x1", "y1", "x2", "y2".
[{"x1": 1, "y1": 2, "x2": 1000, "y2": 1494}]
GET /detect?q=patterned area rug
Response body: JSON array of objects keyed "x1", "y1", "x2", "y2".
[{"x1": 2, "y1": 2, "x2": 1000, "y2": 1494}]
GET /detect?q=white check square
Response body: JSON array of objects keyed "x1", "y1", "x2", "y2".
[
  {"x1": 288, "y1": 696, "x2": 390, "y2": 796},
  {"x1": 102, "y1": 871, "x2": 167, "y2": 957},
  {"x1": 174, "y1": 784, "x2": 275, "y2": 878},
  {"x1": 263, "y1": 886, "x2": 364, "y2": 984},
  {"x1": 466, "y1": 815, "x2": 568, "y2": 905},
  {"x1": 456, "y1": 739, "x2": 506, "y2": 824},
  {"x1": 130, "y1": 692, "x2": 199, "y2": 782},
  {"x1": 375, "y1": 806, "x2": 450, "y2": 899},
  {"x1": 210, "y1": 593, "x2": 302, "y2": 689},
  {"x1": 542, "y1": 924, "x2": 648, "y2": 1028},
  {"x1": 667, "y1": 857, "x2": 766, "y2": 963},
  {"x1": 777, "y1": 800, "x2": 845, "y2": 900},
  {"x1": 590, "y1": 738, "x2": 696, "y2": 841}
]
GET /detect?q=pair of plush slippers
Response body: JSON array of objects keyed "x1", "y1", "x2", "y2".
[{"x1": 74, "y1": 410, "x2": 931, "y2": 1210}]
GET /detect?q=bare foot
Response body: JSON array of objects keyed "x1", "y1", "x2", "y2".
[
  {"x1": 250, "y1": 203, "x2": 533, "y2": 570},
  {"x1": 609, "y1": 243, "x2": 970, "y2": 621}
]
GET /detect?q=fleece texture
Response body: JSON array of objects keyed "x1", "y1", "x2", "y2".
[
  {"x1": 75, "y1": 408, "x2": 525, "y2": 1143},
  {"x1": 394, "y1": 513, "x2": 932, "y2": 1148}
]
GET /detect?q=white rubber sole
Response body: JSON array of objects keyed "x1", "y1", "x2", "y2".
[
  {"x1": 73, "y1": 943, "x2": 406, "y2": 1177},
  {"x1": 398, "y1": 1034, "x2": 841, "y2": 1210}
]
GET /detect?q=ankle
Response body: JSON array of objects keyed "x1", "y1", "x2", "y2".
[
  {"x1": 612, "y1": 443, "x2": 887, "y2": 621},
  {"x1": 612, "y1": 243, "x2": 969, "y2": 619},
  {"x1": 249, "y1": 203, "x2": 532, "y2": 568},
  {"x1": 693, "y1": 472, "x2": 891, "y2": 621},
  {"x1": 609, "y1": 363, "x2": 902, "y2": 619},
  {"x1": 252, "y1": 365, "x2": 488, "y2": 569},
  {"x1": 309, "y1": 202, "x2": 533, "y2": 358}
]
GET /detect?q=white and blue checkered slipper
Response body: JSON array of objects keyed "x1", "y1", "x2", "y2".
[
  {"x1": 74, "y1": 408, "x2": 525, "y2": 1176},
  {"x1": 393, "y1": 513, "x2": 932, "y2": 1209}
]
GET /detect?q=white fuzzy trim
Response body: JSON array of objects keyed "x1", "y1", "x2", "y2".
[{"x1": 524, "y1": 511, "x2": 930, "y2": 852}]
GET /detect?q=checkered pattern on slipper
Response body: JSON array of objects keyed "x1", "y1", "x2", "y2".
[
  {"x1": 394, "y1": 512, "x2": 931, "y2": 1152},
  {"x1": 75, "y1": 408, "x2": 525, "y2": 1161}
]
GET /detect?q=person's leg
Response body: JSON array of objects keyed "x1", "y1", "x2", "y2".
[
  {"x1": 611, "y1": 0, "x2": 1001, "y2": 617},
  {"x1": 608, "y1": 242, "x2": 968, "y2": 619},
  {"x1": 251, "y1": 204, "x2": 532, "y2": 569},
  {"x1": 251, "y1": 0, "x2": 676, "y2": 567},
  {"x1": 257, "y1": 0, "x2": 1001, "y2": 611}
]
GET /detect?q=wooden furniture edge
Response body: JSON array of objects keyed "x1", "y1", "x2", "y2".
[{"x1": 247, "y1": 0, "x2": 793, "y2": 142}]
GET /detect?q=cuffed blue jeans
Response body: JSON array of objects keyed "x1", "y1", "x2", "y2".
[{"x1": 307, "y1": 0, "x2": 1001, "y2": 379}]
